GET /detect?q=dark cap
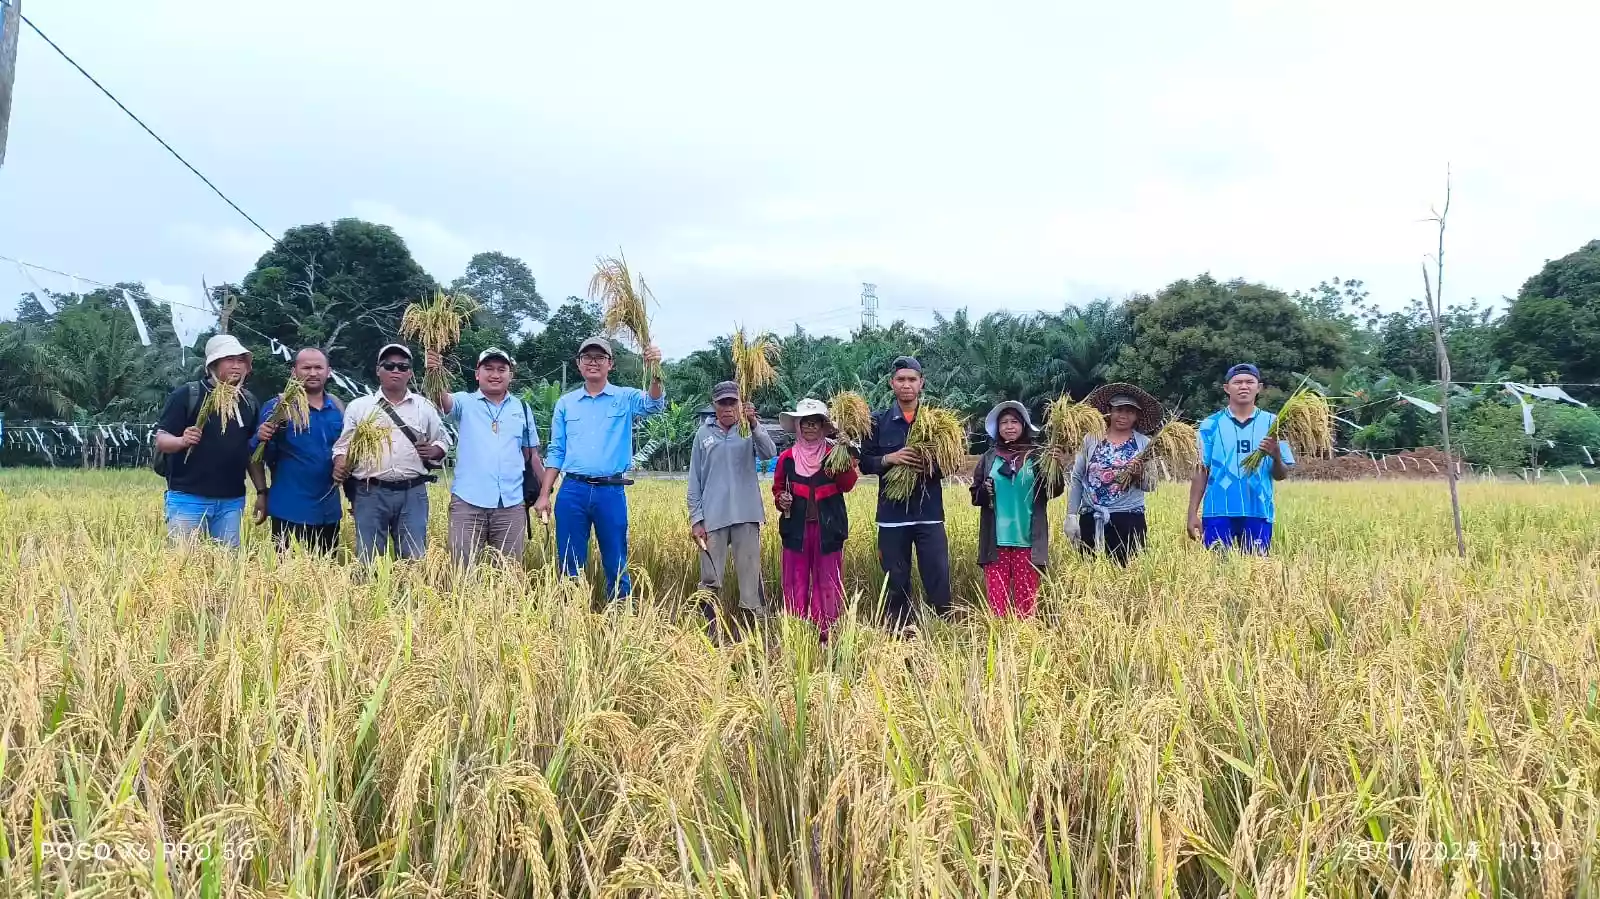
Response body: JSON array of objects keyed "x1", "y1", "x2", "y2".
[
  {"x1": 1107, "y1": 393, "x2": 1141, "y2": 408},
  {"x1": 578, "y1": 336, "x2": 613, "y2": 357},
  {"x1": 711, "y1": 381, "x2": 740, "y2": 402},
  {"x1": 891, "y1": 355, "x2": 922, "y2": 374},
  {"x1": 1225, "y1": 363, "x2": 1261, "y2": 382}
]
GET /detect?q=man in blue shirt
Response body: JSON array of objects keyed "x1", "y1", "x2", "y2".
[
  {"x1": 1187, "y1": 363, "x2": 1296, "y2": 554},
  {"x1": 426, "y1": 346, "x2": 544, "y2": 570},
  {"x1": 249, "y1": 347, "x2": 344, "y2": 553},
  {"x1": 533, "y1": 336, "x2": 665, "y2": 600}
]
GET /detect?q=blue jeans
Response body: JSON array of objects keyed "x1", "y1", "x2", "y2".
[
  {"x1": 555, "y1": 480, "x2": 631, "y2": 600},
  {"x1": 1202, "y1": 516, "x2": 1273, "y2": 554},
  {"x1": 164, "y1": 491, "x2": 246, "y2": 548}
]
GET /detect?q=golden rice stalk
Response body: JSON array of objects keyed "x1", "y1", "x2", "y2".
[
  {"x1": 1114, "y1": 419, "x2": 1198, "y2": 488},
  {"x1": 1241, "y1": 385, "x2": 1333, "y2": 473},
  {"x1": 401, "y1": 290, "x2": 477, "y2": 400},
  {"x1": 589, "y1": 251, "x2": 659, "y2": 386},
  {"x1": 344, "y1": 411, "x2": 390, "y2": 475},
  {"x1": 1037, "y1": 396, "x2": 1104, "y2": 490},
  {"x1": 185, "y1": 379, "x2": 243, "y2": 461},
  {"x1": 881, "y1": 405, "x2": 966, "y2": 502},
  {"x1": 731, "y1": 328, "x2": 779, "y2": 437},
  {"x1": 822, "y1": 390, "x2": 872, "y2": 474},
  {"x1": 249, "y1": 378, "x2": 311, "y2": 464},
  {"x1": 828, "y1": 391, "x2": 872, "y2": 444}
]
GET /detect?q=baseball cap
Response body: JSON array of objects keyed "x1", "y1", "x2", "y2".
[
  {"x1": 1225, "y1": 363, "x2": 1261, "y2": 382},
  {"x1": 477, "y1": 347, "x2": 516, "y2": 367},
  {"x1": 377, "y1": 343, "x2": 413, "y2": 361},
  {"x1": 1107, "y1": 393, "x2": 1142, "y2": 408},
  {"x1": 578, "y1": 336, "x2": 613, "y2": 357},
  {"x1": 891, "y1": 355, "x2": 922, "y2": 373},
  {"x1": 711, "y1": 381, "x2": 740, "y2": 402}
]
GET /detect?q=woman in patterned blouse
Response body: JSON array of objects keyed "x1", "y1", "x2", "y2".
[{"x1": 1066, "y1": 383, "x2": 1164, "y2": 565}]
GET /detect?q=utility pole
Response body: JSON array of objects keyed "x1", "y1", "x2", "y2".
[
  {"x1": 561, "y1": 361, "x2": 567, "y2": 393},
  {"x1": 0, "y1": 0, "x2": 20, "y2": 170}
]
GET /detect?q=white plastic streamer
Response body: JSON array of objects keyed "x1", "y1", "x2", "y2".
[
  {"x1": 120, "y1": 290, "x2": 152, "y2": 346},
  {"x1": 1396, "y1": 393, "x2": 1441, "y2": 414}
]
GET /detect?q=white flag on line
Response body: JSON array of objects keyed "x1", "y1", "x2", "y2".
[
  {"x1": 1396, "y1": 393, "x2": 1441, "y2": 414},
  {"x1": 121, "y1": 290, "x2": 152, "y2": 346}
]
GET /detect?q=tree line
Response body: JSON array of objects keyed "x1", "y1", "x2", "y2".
[{"x1": 3, "y1": 219, "x2": 1597, "y2": 471}]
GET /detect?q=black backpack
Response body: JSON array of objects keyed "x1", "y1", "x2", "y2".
[{"x1": 152, "y1": 381, "x2": 260, "y2": 478}]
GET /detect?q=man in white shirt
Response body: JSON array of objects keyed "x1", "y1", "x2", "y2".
[{"x1": 332, "y1": 344, "x2": 451, "y2": 563}]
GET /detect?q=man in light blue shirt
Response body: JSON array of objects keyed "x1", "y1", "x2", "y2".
[
  {"x1": 428, "y1": 347, "x2": 543, "y2": 569},
  {"x1": 1187, "y1": 363, "x2": 1295, "y2": 553},
  {"x1": 534, "y1": 336, "x2": 665, "y2": 600}
]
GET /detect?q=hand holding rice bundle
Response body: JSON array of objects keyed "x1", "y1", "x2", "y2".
[
  {"x1": 343, "y1": 411, "x2": 390, "y2": 476},
  {"x1": 823, "y1": 391, "x2": 872, "y2": 475},
  {"x1": 731, "y1": 328, "x2": 779, "y2": 437},
  {"x1": 881, "y1": 405, "x2": 966, "y2": 502},
  {"x1": 401, "y1": 290, "x2": 477, "y2": 400},
  {"x1": 589, "y1": 251, "x2": 661, "y2": 386},
  {"x1": 1240, "y1": 382, "x2": 1333, "y2": 473},
  {"x1": 1036, "y1": 395, "x2": 1105, "y2": 490},
  {"x1": 249, "y1": 377, "x2": 312, "y2": 464},
  {"x1": 184, "y1": 379, "x2": 244, "y2": 462},
  {"x1": 1114, "y1": 419, "x2": 1199, "y2": 488}
]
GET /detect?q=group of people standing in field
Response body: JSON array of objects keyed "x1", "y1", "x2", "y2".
[{"x1": 153, "y1": 333, "x2": 1295, "y2": 637}]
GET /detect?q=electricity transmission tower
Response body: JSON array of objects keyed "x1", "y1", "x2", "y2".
[{"x1": 860, "y1": 283, "x2": 879, "y2": 330}]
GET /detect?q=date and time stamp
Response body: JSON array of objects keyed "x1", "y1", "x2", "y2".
[{"x1": 1334, "y1": 838, "x2": 1566, "y2": 866}]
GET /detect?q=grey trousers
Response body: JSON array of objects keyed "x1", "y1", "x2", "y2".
[
  {"x1": 350, "y1": 482, "x2": 430, "y2": 564},
  {"x1": 448, "y1": 496, "x2": 528, "y2": 569},
  {"x1": 699, "y1": 522, "x2": 766, "y2": 611}
]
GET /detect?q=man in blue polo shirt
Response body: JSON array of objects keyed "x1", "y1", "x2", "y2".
[
  {"x1": 427, "y1": 346, "x2": 543, "y2": 570},
  {"x1": 1187, "y1": 363, "x2": 1296, "y2": 554},
  {"x1": 249, "y1": 347, "x2": 345, "y2": 552},
  {"x1": 533, "y1": 336, "x2": 665, "y2": 600}
]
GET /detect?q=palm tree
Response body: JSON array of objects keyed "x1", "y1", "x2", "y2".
[{"x1": 0, "y1": 324, "x2": 81, "y2": 418}]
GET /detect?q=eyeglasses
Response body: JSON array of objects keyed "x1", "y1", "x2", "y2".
[
  {"x1": 380, "y1": 361, "x2": 412, "y2": 372},
  {"x1": 578, "y1": 354, "x2": 610, "y2": 365}
]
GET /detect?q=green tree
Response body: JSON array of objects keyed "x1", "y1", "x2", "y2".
[
  {"x1": 0, "y1": 322, "x2": 80, "y2": 417},
  {"x1": 513, "y1": 297, "x2": 641, "y2": 392},
  {"x1": 1112, "y1": 274, "x2": 1346, "y2": 412},
  {"x1": 231, "y1": 219, "x2": 438, "y2": 380},
  {"x1": 452, "y1": 251, "x2": 547, "y2": 336},
  {"x1": 1496, "y1": 240, "x2": 1600, "y2": 396}
]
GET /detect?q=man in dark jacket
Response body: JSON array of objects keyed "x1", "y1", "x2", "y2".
[{"x1": 858, "y1": 355, "x2": 951, "y2": 629}]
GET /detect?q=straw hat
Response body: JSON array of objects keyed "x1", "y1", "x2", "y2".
[
  {"x1": 1083, "y1": 382, "x2": 1163, "y2": 435},
  {"x1": 778, "y1": 398, "x2": 837, "y2": 435}
]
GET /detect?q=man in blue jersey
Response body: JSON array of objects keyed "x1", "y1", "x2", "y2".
[{"x1": 1186, "y1": 363, "x2": 1295, "y2": 553}]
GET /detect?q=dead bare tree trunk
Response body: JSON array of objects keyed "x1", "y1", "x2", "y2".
[{"x1": 1421, "y1": 168, "x2": 1466, "y2": 558}]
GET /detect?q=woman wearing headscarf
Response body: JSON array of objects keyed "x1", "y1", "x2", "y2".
[
  {"x1": 1066, "y1": 382, "x2": 1163, "y2": 565},
  {"x1": 773, "y1": 399, "x2": 859, "y2": 638},
  {"x1": 969, "y1": 401, "x2": 1064, "y2": 617}
]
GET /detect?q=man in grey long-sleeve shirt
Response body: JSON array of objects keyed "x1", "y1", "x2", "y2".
[{"x1": 688, "y1": 381, "x2": 777, "y2": 618}]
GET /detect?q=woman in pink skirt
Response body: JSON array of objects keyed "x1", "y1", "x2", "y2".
[
  {"x1": 773, "y1": 399, "x2": 859, "y2": 638},
  {"x1": 970, "y1": 401, "x2": 1064, "y2": 617}
]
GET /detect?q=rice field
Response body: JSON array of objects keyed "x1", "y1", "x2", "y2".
[{"x1": 1, "y1": 469, "x2": 1597, "y2": 898}]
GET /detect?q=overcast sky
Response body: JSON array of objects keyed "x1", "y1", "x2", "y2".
[{"x1": 2, "y1": 0, "x2": 1597, "y2": 358}]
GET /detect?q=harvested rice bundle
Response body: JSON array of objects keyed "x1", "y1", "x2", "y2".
[
  {"x1": 589, "y1": 251, "x2": 660, "y2": 386},
  {"x1": 1037, "y1": 396, "x2": 1104, "y2": 490},
  {"x1": 731, "y1": 327, "x2": 779, "y2": 437},
  {"x1": 1113, "y1": 418, "x2": 1199, "y2": 488},
  {"x1": 823, "y1": 391, "x2": 872, "y2": 474},
  {"x1": 249, "y1": 378, "x2": 311, "y2": 464},
  {"x1": 880, "y1": 405, "x2": 966, "y2": 502},
  {"x1": 1241, "y1": 384, "x2": 1333, "y2": 473},
  {"x1": 343, "y1": 410, "x2": 390, "y2": 476},
  {"x1": 401, "y1": 290, "x2": 477, "y2": 400},
  {"x1": 185, "y1": 379, "x2": 244, "y2": 462}
]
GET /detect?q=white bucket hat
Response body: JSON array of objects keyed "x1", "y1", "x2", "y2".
[
  {"x1": 203, "y1": 334, "x2": 252, "y2": 370},
  {"x1": 778, "y1": 398, "x2": 837, "y2": 435},
  {"x1": 984, "y1": 400, "x2": 1038, "y2": 441}
]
